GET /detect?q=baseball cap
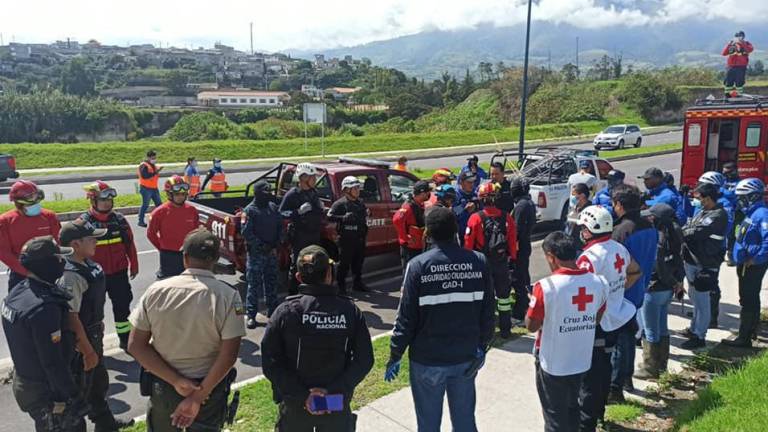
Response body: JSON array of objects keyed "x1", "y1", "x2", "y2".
[
  {"x1": 182, "y1": 228, "x2": 220, "y2": 261},
  {"x1": 413, "y1": 181, "x2": 432, "y2": 195},
  {"x1": 59, "y1": 219, "x2": 108, "y2": 246},
  {"x1": 579, "y1": 160, "x2": 591, "y2": 169},
  {"x1": 254, "y1": 180, "x2": 271, "y2": 194},
  {"x1": 607, "y1": 170, "x2": 626, "y2": 181},
  {"x1": 20, "y1": 236, "x2": 73, "y2": 260},
  {"x1": 458, "y1": 171, "x2": 477, "y2": 183},
  {"x1": 467, "y1": 155, "x2": 479, "y2": 162},
  {"x1": 643, "y1": 167, "x2": 664, "y2": 179},
  {"x1": 297, "y1": 245, "x2": 332, "y2": 277}
]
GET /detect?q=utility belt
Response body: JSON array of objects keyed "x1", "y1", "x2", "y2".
[{"x1": 140, "y1": 368, "x2": 240, "y2": 427}]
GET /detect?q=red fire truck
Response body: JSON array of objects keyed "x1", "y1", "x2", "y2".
[{"x1": 681, "y1": 95, "x2": 768, "y2": 187}]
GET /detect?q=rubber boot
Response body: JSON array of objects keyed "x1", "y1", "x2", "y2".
[
  {"x1": 498, "y1": 310, "x2": 512, "y2": 339},
  {"x1": 709, "y1": 291, "x2": 720, "y2": 329},
  {"x1": 659, "y1": 336, "x2": 670, "y2": 373},
  {"x1": 634, "y1": 339, "x2": 661, "y2": 380}
]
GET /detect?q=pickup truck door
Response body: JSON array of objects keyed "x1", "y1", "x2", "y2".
[{"x1": 382, "y1": 170, "x2": 419, "y2": 247}]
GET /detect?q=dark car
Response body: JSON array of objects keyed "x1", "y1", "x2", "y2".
[{"x1": 0, "y1": 154, "x2": 19, "y2": 183}]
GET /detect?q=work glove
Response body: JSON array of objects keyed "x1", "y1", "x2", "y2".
[
  {"x1": 298, "y1": 202, "x2": 313, "y2": 216},
  {"x1": 384, "y1": 358, "x2": 401, "y2": 382}
]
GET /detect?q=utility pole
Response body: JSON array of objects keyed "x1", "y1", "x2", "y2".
[
  {"x1": 250, "y1": 22, "x2": 254, "y2": 55},
  {"x1": 518, "y1": 0, "x2": 533, "y2": 159}
]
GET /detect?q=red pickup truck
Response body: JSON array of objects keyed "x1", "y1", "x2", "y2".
[{"x1": 189, "y1": 158, "x2": 421, "y2": 274}]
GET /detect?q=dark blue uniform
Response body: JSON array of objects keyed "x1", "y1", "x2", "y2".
[
  {"x1": 453, "y1": 187, "x2": 479, "y2": 247},
  {"x1": 279, "y1": 187, "x2": 325, "y2": 295},
  {"x1": 242, "y1": 199, "x2": 282, "y2": 317},
  {"x1": 1, "y1": 278, "x2": 81, "y2": 431},
  {"x1": 731, "y1": 201, "x2": 768, "y2": 342},
  {"x1": 327, "y1": 196, "x2": 368, "y2": 293},
  {"x1": 512, "y1": 194, "x2": 536, "y2": 320}
]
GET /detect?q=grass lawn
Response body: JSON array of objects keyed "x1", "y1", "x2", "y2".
[
  {"x1": 2, "y1": 120, "x2": 624, "y2": 170},
  {"x1": 674, "y1": 350, "x2": 768, "y2": 432},
  {"x1": 121, "y1": 336, "x2": 410, "y2": 432},
  {"x1": 604, "y1": 401, "x2": 644, "y2": 424}
]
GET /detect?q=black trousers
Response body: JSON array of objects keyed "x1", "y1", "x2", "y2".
[
  {"x1": 157, "y1": 250, "x2": 184, "y2": 280},
  {"x1": 536, "y1": 362, "x2": 584, "y2": 432},
  {"x1": 399, "y1": 246, "x2": 421, "y2": 274},
  {"x1": 12, "y1": 372, "x2": 69, "y2": 431},
  {"x1": 105, "y1": 270, "x2": 133, "y2": 345},
  {"x1": 724, "y1": 66, "x2": 747, "y2": 90},
  {"x1": 337, "y1": 236, "x2": 366, "y2": 292},
  {"x1": 71, "y1": 324, "x2": 115, "y2": 430},
  {"x1": 512, "y1": 245, "x2": 532, "y2": 320},
  {"x1": 490, "y1": 257, "x2": 512, "y2": 335},
  {"x1": 736, "y1": 263, "x2": 768, "y2": 339},
  {"x1": 578, "y1": 328, "x2": 617, "y2": 432},
  {"x1": 276, "y1": 400, "x2": 356, "y2": 432}
]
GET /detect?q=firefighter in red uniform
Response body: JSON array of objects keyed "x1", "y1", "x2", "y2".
[
  {"x1": 722, "y1": 30, "x2": 754, "y2": 97},
  {"x1": 80, "y1": 181, "x2": 139, "y2": 351},
  {"x1": 147, "y1": 175, "x2": 200, "y2": 279},
  {"x1": 464, "y1": 182, "x2": 518, "y2": 338},
  {"x1": 393, "y1": 181, "x2": 431, "y2": 272},
  {"x1": 0, "y1": 180, "x2": 61, "y2": 291}
]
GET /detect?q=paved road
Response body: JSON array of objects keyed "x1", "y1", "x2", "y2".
[
  {"x1": 0, "y1": 151, "x2": 682, "y2": 431},
  {"x1": 19, "y1": 130, "x2": 680, "y2": 201}
]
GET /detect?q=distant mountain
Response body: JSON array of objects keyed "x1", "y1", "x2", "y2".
[{"x1": 288, "y1": 20, "x2": 768, "y2": 79}]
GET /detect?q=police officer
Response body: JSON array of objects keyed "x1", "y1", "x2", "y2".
[
  {"x1": 722, "y1": 178, "x2": 768, "y2": 347},
  {"x1": 594, "y1": 170, "x2": 626, "y2": 216},
  {"x1": 722, "y1": 161, "x2": 742, "y2": 265},
  {"x1": 262, "y1": 245, "x2": 374, "y2": 431},
  {"x1": 279, "y1": 163, "x2": 325, "y2": 295},
  {"x1": 490, "y1": 162, "x2": 514, "y2": 214},
  {"x1": 0, "y1": 180, "x2": 61, "y2": 291},
  {"x1": 464, "y1": 182, "x2": 518, "y2": 338},
  {"x1": 386, "y1": 207, "x2": 495, "y2": 431},
  {"x1": 643, "y1": 167, "x2": 679, "y2": 210},
  {"x1": 393, "y1": 180, "x2": 431, "y2": 272},
  {"x1": 201, "y1": 158, "x2": 228, "y2": 197},
  {"x1": 460, "y1": 155, "x2": 488, "y2": 188},
  {"x1": 80, "y1": 181, "x2": 139, "y2": 351},
  {"x1": 453, "y1": 171, "x2": 478, "y2": 246},
  {"x1": 147, "y1": 175, "x2": 200, "y2": 279},
  {"x1": 137, "y1": 150, "x2": 163, "y2": 228},
  {"x1": 59, "y1": 220, "x2": 134, "y2": 432},
  {"x1": 129, "y1": 229, "x2": 245, "y2": 431},
  {"x1": 328, "y1": 176, "x2": 369, "y2": 294},
  {"x1": 2, "y1": 236, "x2": 89, "y2": 431},
  {"x1": 242, "y1": 180, "x2": 283, "y2": 329},
  {"x1": 511, "y1": 176, "x2": 536, "y2": 322}
]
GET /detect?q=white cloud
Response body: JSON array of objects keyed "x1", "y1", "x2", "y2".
[{"x1": 0, "y1": 0, "x2": 765, "y2": 51}]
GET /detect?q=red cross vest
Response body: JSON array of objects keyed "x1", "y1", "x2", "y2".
[
  {"x1": 528, "y1": 268, "x2": 608, "y2": 376},
  {"x1": 576, "y1": 236, "x2": 636, "y2": 332}
]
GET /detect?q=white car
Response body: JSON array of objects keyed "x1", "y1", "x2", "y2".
[{"x1": 593, "y1": 124, "x2": 643, "y2": 150}]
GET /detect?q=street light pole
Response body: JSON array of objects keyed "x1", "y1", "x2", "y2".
[{"x1": 518, "y1": 0, "x2": 533, "y2": 159}]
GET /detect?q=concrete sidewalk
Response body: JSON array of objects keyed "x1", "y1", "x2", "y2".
[{"x1": 356, "y1": 263, "x2": 761, "y2": 431}]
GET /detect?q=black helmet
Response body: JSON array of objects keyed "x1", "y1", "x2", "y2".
[
  {"x1": 735, "y1": 30, "x2": 746, "y2": 38},
  {"x1": 510, "y1": 176, "x2": 529, "y2": 197}
]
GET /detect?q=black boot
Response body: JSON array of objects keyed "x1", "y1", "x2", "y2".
[
  {"x1": 709, "y1": 292, "x2": 721, "y2": 329},
  {"x1": 498, "y1": 310, "x2": 512, "y2": 338},
  {"x1": 353, "y1": 278, "x2": 370, "y2": 292},
  {"x1": 118, "y1": 332, "x2": 129, "y2": 352},
  {"x1": 722, "y1": 308, "x2": 757, "y2": 347}
]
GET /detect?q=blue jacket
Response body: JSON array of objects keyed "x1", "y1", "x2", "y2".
[
  {"x1": 460, "y1": 165, "x2": 488, "y2": 190},
  {"x1": 184, "y1": 164, "x2": 199, "y2": 177},
  {"x1": 390, "y1": 242, "x2": 495, "y2": 365},
  {"x1": 453, "y1": 187, "x2": 479, "y2": 243},
  {"x1": 612, "y1": 212, "x2": 659, "y2": 307},
  {"x1": 242, "y1": 200, "x2": 283, "y2": 250},
  {"x1": 668, "y1": 185, "x2": 689, "y2": 225},
  {"x1": 733, "y1": 202, "x2": 768, "y2": 266},
  {"x1": 646, "y1": 184, "x2": 679, "y2": 211},
  {"x1": 594, "y1": 187, "x2": 614, "y2": 216}
]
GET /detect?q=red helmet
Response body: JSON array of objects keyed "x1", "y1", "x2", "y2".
[
  {"x1": 477, "y1": 182, "x2": 500, "y2": 199},
  {"x1": 432, "y1": 168, "x2": 455, "y2": 182},
  {"x1": 84, "y1": 180, "x2": 117, "y2": 200},
  {"x1": 9, "y1": 180, "x2": 44, "y2": 205},
  {"x1": 164, "y1": 175, "x2": 190, "y2": 194}
]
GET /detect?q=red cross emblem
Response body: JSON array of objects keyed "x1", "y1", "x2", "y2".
[
  {"x1": 572, "y1": 287, "x2": 594, "y2": 312},
  {"x1": 613, "y1": 253, "x2": 625, "y2": 273}
]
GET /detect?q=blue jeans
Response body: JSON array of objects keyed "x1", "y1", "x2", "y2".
[
  {"x1": 610, "y1": 317, "x2": 637, "y2": 391},
  {"x1": 410, "y1": 360, "x2": 478, "y2": 432},
  {"x1": 139, "y1": 186, "x2": 162, "y2": 224},
  {"x1": 685, "y1": 263, "x2": 714, "y2": 339},
  {"x1": 640, "y1": 290, "x2": 673, "y2": 343}
]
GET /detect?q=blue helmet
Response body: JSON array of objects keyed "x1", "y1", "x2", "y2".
[
  {"x1": 735, "y1": 178, "x2": 765, "y2": 196},
  {"x1": 698, "y1": 171, "x2": 726, "y2": 188},
  {"x1": 434, "y1": 184, "x2": 457, "y2": 201}
]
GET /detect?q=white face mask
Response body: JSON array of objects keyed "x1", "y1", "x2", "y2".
[{"x1": 149, "y1": 158, "x2": 157, "y2": 164}]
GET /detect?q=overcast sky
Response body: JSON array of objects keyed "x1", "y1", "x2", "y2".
[{"x1": 1, "y1": 0, "x2": 766, "y2": 52}]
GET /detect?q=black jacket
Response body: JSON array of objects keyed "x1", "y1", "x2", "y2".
[
  {"x1": 391, "y1": 242, "x2": 495, "y2": 366},
  {"x1": 648, "y1": 206, "x2": 686, "y2": 292},
  {"x1": 1, "y1": 278, "x2": 79, "y2": 399},
  {"x1": 278, "y1": 187, "x2": 325, "y2": 244},
  {"x1": 327, "y1": 196, "x2": 368, "y2": 241},
  {"x1": 261, "y1": 284, "x2": 373, "y2": 404},
  {"x1": 683, "y1": 205, "x2": 729, "y2": 268},
  {"x1": 497, "y1": 180, "x2": 514, "y2": 215},
  {"x1": 512, "y1": 195, "x2": 536, "y2": 253}
]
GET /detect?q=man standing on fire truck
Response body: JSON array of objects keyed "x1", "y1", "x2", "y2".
[
  {"x1": 80, "y1": 181, "x2": 139, "y2": 351},
  {"x1": 722, "y1": 30, "x2": 754, "y2": 97}
]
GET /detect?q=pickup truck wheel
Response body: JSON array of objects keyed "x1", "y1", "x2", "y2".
[
  {"x1": 618, "y1": 139, "x2": 625, "y2": 149},
  {"x1": 635, "y1": 138, "x2": 642, "y2": 148}
]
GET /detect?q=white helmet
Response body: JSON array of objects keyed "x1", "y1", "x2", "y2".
[
  {"x1": 295, "y1": 163, "x2": 317, "y2": 178},
  {"x1": 578, "y1": 205, "x2": 613, "y2": 234},
  {"x1": 341, "y1": 176, "x2": 361, "y2": 190}
]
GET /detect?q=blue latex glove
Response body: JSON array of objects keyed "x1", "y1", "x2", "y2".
[{"x1": 384, "y1": 359, "x2": 401, "y2": 382}]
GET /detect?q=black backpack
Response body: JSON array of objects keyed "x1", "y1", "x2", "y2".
[{"x1": 479, "y1": 212, "x2": 508, "y2": 260}]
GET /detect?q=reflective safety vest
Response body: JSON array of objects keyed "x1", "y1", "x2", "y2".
[
  {"x1": 209, "y1": 172, "x2": 227, "y2": 193},
  {"x1": 394, "y1": 163, "x2": 408, "y2": 172},
  {"x1": 138, "y1": 162, "x2": 159, "y2": 189},
  {"x1": 186, "y1": 174, "x2": 201, "y2": 197}
]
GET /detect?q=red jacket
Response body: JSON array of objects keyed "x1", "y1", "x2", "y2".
[
  {"x1": 81, "y1": 209, "x2": 139, "y2": 276},
  {"x1": 722, "y1": 41, "x2": 754, "y2": 67},
  {"x1": 464, "y1": 207, "x2": 518, "y2": 260},
  {"x1": 0, "y1": 208, "x2": 61, "y2": 275},
  {"x1": 147, "y1": 202, "x2": 200, "y2": 252},
  {"x1": 393, "y1": 199, "x2": 425, "y2": 250}
]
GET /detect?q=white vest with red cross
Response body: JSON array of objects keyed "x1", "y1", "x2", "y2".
[
  {"x1": 576, "y1": 237, "x2": 636, "y2": 332},
  {"x1": 528, "y1": 268, "x2": 609, "y2": 376}
]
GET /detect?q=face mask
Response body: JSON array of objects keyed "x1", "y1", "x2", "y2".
[
  {"x1": 191, "y1": 161, "x2": 198, "y2": 168},
  {"x1": 569, "y1": 196, "x2": 578, "y2": 208},
  {"x1": 214, "y1": 162, "x2": 222, "y2": 169},
  {"x1": 149, "y1": 158, "x2": 157, "y2": 164},
  {"x1": 22, "y1": 256, "x2": 66, "y2": 284},
  {"x1": 24, "y1": 203, "x2": 42, "y2": 217},
  {"x1": 692, "y1": 198, "x2": 702, "y2": 209},
  {"x1": 255, "y1": 192, "x2": 271, "y2": 207}
]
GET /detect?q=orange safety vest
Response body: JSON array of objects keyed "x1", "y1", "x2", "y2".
[
  {"x1": 394, "y1": 163, "x2": 408, "y2": 172},
  {"x1": 209, "y1": 172, "x2": 227, "y2": 193},
  {"x1": 186, "y1": 174, "x2": 201, "y2": 197},
  {"x1": 138, "y1": 162, "x2": 159, "y2": 189}
]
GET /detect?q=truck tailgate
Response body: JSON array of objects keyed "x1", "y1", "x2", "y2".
[{"x1": 191, "y1": 203, "x2": 244, "y2": 274}]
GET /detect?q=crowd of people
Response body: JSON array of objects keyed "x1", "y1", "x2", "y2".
[{"x1": 1, "y1": 146, "x2": 767, "y2": 431}]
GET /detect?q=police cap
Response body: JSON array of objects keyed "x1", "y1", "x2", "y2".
[
  {"x1": 413, "y1": 181, "x2": 431, "y2": 195},
  {"x1": 59, "y1": 219, "x2": 108, "y2": 246},
  {"x1": 182, "y1": 228, "x2": 220, "y2": 261},
  {"x1": 21, "y1": 236, "x2": 73, "y2": 261}
]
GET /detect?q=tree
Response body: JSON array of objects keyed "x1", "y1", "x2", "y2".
[
  {"x1": 388, "y1": 93, "x2": 430, "y2": 120},
  {"x1": 612, "y1": 54, "x2": 623, "y2": 79},
  {"x1": 587, "y1": 55, "x2": 613, "y2": 81},
  {"x1": 748, "y1": 60, "x2": 765, "y2": 76},
  {"x1": 495, "y1": 61, "x2": 506, "y2": 79},
  {"x1": 561, "y1": 63, "x2": 579, "y2": 83},
  {"x1": 166, "y1": 70, "x2": 189, "y2": 95},
  {"x1": 60, "y1": 58, "x2": 95, "y2": 96},
  {"x1": 461, "y1": 69, "x2": 476, "y2": 100}
]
